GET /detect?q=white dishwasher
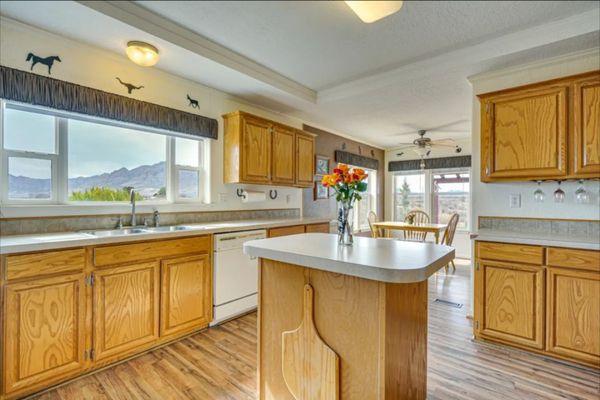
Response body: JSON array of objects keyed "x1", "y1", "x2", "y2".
[{"x1": 212, "y1": 229, "x2": 266, "y2": 325}]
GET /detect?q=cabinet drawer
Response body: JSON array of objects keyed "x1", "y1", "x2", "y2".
[
  {"x1": 547, "y1": 248, "x2": 600, "y2": 272},
  {"x1": 477, "y1": 241, "x2": 543, "y2": 265},
  {"x1": 305, "y1": 223, "x2": 330, "y2": 233},
  {"x1": 268, "y1": 225, "x2": 306, "y2": 238},
  {"x1": 5, "y1": 248, "x2": 85, "y2": 280},
  {"x1": 93, "y1": 236, "x2": 211, "y2": 267}
]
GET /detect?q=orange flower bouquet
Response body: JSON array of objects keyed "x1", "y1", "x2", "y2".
[{"x1": 321, "y1": 163, "x2": 368, "y2": 245}]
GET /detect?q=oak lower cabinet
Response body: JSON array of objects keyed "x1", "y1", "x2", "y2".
[
  {"x1": 2, "y1": 273, "x2": 86, "y2": 398},
  {"x1": 1, "y1": 235, "x2": 213, "y2": 399},
  {"x1": 93, "y1": 262, "x2": 160, "y2": 363},
  {"x1": 160, "y1": 255, "x2": 212, "y2": 337},
  {"x1": 475, "y1": 241, "x2": 600, "y2": 368},
  {"x1": 546, "y1": 267, "x2": 600, "y2": 366},
  {"x1": 476, "y1": 260, "x2": 545, "y2": 350}
]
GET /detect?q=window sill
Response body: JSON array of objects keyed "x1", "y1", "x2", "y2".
[{"x1": 0, "y1": 202, "x2": 219, "y2": 218}]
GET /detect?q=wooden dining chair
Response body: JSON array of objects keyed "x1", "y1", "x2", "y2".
[
  {"x1": 441, "y1": 213, "x2": 460, "y2": 272},
  {"x1": 367, "y1": 211, "x2": 381, "y2": 238},
  {"x1": 403, "y1": 209, "x2": 430, "y2": 242}
]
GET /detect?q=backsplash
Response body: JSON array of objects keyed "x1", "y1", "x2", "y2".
[
  {"x1": 479, "y1": 216, "x2": 600, "y2": 239},
  {"x1": 0, "y1": 208, "x2": 300, "y2": 236}
]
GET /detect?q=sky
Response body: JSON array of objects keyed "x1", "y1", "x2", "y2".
[{"x1": 3, "y1": 107, "x2": 201, "y2": 178}]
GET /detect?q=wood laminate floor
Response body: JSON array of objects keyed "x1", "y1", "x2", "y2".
[{"x1": 32, "y1": 260, "x2": 599, "y2": 400}]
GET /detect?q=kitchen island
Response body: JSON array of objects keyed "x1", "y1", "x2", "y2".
[{"x1": 244, "y1": 233, "x2": 454, "y2": 400}]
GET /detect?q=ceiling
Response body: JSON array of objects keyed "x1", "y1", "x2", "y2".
[{"x1": 1, "y1": 1, "x2": 599, "y2": 149}]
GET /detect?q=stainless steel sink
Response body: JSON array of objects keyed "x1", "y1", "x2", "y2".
[
  {"x1": 145, "y1": 225, "x2": 194, "y2": 232},
  {"x1": 83, "y1": 228, "x2": 149, "y2": 237}
]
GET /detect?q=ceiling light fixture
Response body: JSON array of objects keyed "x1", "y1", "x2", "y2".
[
  {"x1": 126, "y1": 41, "x2": 159, "y2": 67},
  {"x1": 345, "y1": 1, "x2": 403, "y2": 23}
]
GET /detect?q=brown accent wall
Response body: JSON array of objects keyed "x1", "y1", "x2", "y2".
[{"x1": 302, "y1": 125, "x2": 385, "y2": 220}]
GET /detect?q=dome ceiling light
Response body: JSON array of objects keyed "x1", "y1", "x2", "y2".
[
  {"x1": 126, "y1": 41, "x2": 159, "y2": 67},
  {"x1": 345, "y1": 1, "x2": 403, "y2": 23}
]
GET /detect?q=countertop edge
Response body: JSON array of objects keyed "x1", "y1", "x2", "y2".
[
  {"x1": 471, "y1": 231, "x2": 599, "y2": 251},
  {"x1": 0, "y1": 218, "x2": 334, "y2": 255},
  {"x1": 244, "y1": 237, "x2": 455, "y2": 284}
]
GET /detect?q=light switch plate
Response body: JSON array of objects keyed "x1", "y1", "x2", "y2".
[
  {"x1": 218, "y1": 193, "x2": 228, "y2": 202},
  {"x1": 509, "y1": 194, "x2": 521, "y2": 208}
]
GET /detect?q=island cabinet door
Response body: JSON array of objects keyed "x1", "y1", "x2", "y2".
[
  {"x1": 241, "y1": 115, "x2": 272, "y2": 183},
  {"x1": 475, "y1": 260, "x2": 545, "y2": 349},
  {"x1": 160, "y1": 255, "x2": 212, "y2": 337},
  {"x1": 546, "y1": 267, "x2": 600, "y2": 367},
  {"x1": 93, "y1": 262, "x2": 160, "y2": 363},
  {"x1": 3, "y1": 273, "x2": 86, "y2": 397},
  {"x1": 479, "y1": 83, "x2": 568, "y2": 182},
  {"x1": 572, "y1": 73, "x2": 600, "y2": 177},
  {"x1": 271, "y1": 125, "x2": 296, "y2": 185}
]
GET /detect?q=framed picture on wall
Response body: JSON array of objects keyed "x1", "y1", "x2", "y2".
[
  {"x1": 315, "y1": 155, "x2": 330, "y2": 175},
  {"x1": 314, "y1": 179, "x2": 329, "y2": 200}
]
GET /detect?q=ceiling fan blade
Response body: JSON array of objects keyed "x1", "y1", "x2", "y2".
[
  {"x1": 431, "y1": 138, "x2": 457, "y2": 144},
  {"x1": 431, "y1": 143, "x2": 461, "y2": 148},
  {"x1": 386, "y1": 130, "x2": 418, "y2": 137}
]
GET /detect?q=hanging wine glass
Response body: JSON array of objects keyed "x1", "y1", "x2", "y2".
[
  {"x1": 533, "y1": 181, "x2": 545, "y2": 203},
  {"x1": 554, "y1": 181, "x2": 565, "y2": 203},
  {"x1": 575, "y1": 180, "x2": 590, "y2": 204}
]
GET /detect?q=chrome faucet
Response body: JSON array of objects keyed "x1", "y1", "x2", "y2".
[{"x1": 130, "y1": 189, "x2": 137, "y2": 227}]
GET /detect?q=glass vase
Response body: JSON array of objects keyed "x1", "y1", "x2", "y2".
[{"x1": 337, "y1": 201, "x2": 354, "y2": 246}]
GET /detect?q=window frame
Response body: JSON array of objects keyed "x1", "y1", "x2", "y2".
[
  {"x1": 349, "y1": 166, "x2": 378, "y2": 233},
  {"x1": 0, "y1": 100, "x2": 209, "y2": 208},
  {"x1": 392, "y1": 167, "x2": 470, "y2": 232}
]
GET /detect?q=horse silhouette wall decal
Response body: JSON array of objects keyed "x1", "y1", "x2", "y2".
[
  {"x1": 26, "y1": 53, "x2": 61, "y2": 74},
  {"x1": 116, "y1": 77, "x2": 144, "y2": 94},
  {"x1": 187, "y1": 94, "x2": 200, "y2": 109}
]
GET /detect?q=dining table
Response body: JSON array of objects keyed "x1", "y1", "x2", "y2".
[{"x1": 372, "y1": 221, "x2": 447, "y2": 243}]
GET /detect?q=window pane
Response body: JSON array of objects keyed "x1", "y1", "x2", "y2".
[
  {"x1": 4, "y1": 108, "x2": 56, "y2": 154},
  {"x1": 394, "y1": 173, "x2": 425, "y2": 221},
  {"x1": 178, "y1": 169, "x2": 199, "y2": 199},
  {"x1": 175, "y1": 137, "x2": 199, "y2": 167},
  {"x1": 351, "y1": 167, "x2": 376, "y2": 232},
  {"x1": 8, "y1": 157, "x2": 52, "y2": 199},
  {"x1": 432, "y1": 171, "x2": 469, "y2": 229},
  {"x1": 68, "y1": 120, "x2": 166, "y2": 201}
]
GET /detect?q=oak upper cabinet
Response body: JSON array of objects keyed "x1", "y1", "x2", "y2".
[
  {"x1": 160, "y1": 255, "x2": 212, "y2": 337},
  {"x1": 479, "y1": 82, "x2": 568, "y2": 182},
  {"x1": 546, "y1": 248, "x2": 600, "y2": 367},
  {"x1": 295, "y1": 130, "x2": 315, "y2": 187},
  {"x1": 3, "y1": 273, "x2": 86, "y2": 397},
  {"x1": 478, "y1": 70, "x2": 600, "y2": 182},
  {"x1": 475, "y1": 259, "x2": 545, "y2": 350},
  {"x1": 271, "y1": 124, "x2": 296, "y2": 185},
  {"x1": 93, "y1": 261, "x2": 160, "y2": 362},
  {"x1": 573, "y1": 74, "x2": 600, "y2": 177},
  {"x1": 223, "y1": 111, "x2": 315, "y2": 187},
  {"x1": 241, "y1": 115, "x2": 272, "y2": 183}
]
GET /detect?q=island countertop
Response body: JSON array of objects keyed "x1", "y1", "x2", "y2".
[{"x1": 243, "y1": 233, "x2": 454, "y2": 283}]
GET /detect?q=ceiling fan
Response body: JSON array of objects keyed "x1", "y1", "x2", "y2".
[{"x1": 393, "y1": 129, "x2": 463, "y2": 158}]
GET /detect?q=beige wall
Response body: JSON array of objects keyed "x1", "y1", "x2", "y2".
[
  {"x1": 0, "y1": 17, "x2": 308, "y2": 218},
  {"x1": 301, "y1": 125, "x2": 385, "y2": 221}
]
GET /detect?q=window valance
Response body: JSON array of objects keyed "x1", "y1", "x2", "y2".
[
  {"x1": 388, "y1": 155, "x2": 471, "y2": 172},
  {"x1": 0, "y1": 66, "x2": 218, "y2": 139},
  {"x1": 334, "y1": 150, "x2": 379, "y2": 170}
]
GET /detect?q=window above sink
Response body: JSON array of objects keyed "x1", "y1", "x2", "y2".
[{"x1": 1, "y1": 101, "x2": 210, "y2": 208}]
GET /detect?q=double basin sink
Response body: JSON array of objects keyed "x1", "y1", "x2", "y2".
[{"x1": 83, "y1": 225, "x2": 199, "y2": 238}]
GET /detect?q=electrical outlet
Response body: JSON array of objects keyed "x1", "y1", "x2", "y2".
[
  {"x1": 509, "y1": 194, "x2": 521, "y2": 208},
  {"x1": 286, "y1": 194, "x2": 292, "y2": 204},
  {"x1": 218, "y1": 193, "x2": 228, "y2": 203}
]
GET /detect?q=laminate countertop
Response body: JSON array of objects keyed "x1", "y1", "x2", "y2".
[
  {"x1": 0, "y1": 218, "x2": 333, "y2": 255},
  {"x1": 243, "y1": 233, "x2": 455, "y2": 283},
  {"x1": 471, "y1": 229, "x2": 599, "y2": 251}
]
